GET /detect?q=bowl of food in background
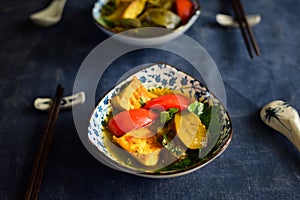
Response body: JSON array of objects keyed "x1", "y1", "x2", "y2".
[
  {"x1": 87, "y1": 63, "x2": 232, "y2": 178},
  {"x1": 92, "y1": 0, "x2": 201, "y2": 45}
]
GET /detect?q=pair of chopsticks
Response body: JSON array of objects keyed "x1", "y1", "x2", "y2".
[
  {"x1": 231, "y1": 0, "x2": 260, "y2": 58},
  {"x1": 24, "y1": 84, "x2": 64, "y2": 200}
]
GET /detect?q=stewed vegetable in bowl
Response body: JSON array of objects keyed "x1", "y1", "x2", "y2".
[
  {"x1": 92, "y1": 0, "x2": 201, "y2": 45},
  {"x1": 88, "y1": 63, "x2": 232, "y2": 178}
]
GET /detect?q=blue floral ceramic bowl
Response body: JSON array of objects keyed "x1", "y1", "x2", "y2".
[{"x1": 88, "y1": 63, "x2": 232, "y2": 178}]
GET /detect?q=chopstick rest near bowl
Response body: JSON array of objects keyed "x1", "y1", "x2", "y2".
[
  {"x1": 260, "y1": 100, "x2": 300, "y2": 152},
  {"x1": 34, "y1": 91, "x2": 85, "y2": 111},
  {"x1": 216, "y1": 14, "x2": 261, "y2": 28}
]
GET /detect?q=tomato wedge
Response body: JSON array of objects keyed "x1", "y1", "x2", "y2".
[
  {"x1": 108, "y1": 108, "x2": 158, "y2": 137},
  {"x1": 175, "y1": 0, "x2": 194, "y2": 24},
  {"x1": 143, "y1": 94, "x2": 191, "y2": 111}
]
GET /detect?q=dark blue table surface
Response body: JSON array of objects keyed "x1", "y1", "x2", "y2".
[{"x1": 1, "y1": 0, "x2": 300, "y2": 199}]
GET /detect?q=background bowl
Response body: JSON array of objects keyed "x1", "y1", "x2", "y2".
[
  {"x1": 92, "y1": 0, "x2": 201, "y2": 46},
  {"x1": 87, "y1": 63, "x2": 232, "y2": 178}
]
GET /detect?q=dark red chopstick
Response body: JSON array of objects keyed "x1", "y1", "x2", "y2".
[
  {"x1": 24, "y1": 84, "x2": 64, "y2": 200},
  {"x1": 231, "y1": 0, "x2": 260, "y2": 58}
]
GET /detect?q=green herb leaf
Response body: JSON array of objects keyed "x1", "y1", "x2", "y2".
[
  {"x1": 160, "y1": 111, "x2": 170, "y2": 124},
  {"x1": 200, "y1": 105, "x2": 222, "y2": 129},
  {"x1": 159, "y1": 108, "x2": 179, "y2": 124},
  {"x1": 199, "y1": 106, "x2": 212, "y2": 128},
  {"x1": 188, "y1": 101, "x2": 204, "y2": 116},
  {"x1": 169, "y1": 108, "x2": 179, "y2": 115},
  {"x1": 198, "y1": 105, "x2": 223, "y2": 158}
]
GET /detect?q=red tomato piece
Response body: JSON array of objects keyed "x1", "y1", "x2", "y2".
[
  {"x1": 108, "y1": 108, "x2": 158, "y2": 137},
  {"x1": 143, "y1": 94, "x2": 191, "y2": 111},
  {"x1": 175, "y1": 0, "x2": 194, "y2": 24}
]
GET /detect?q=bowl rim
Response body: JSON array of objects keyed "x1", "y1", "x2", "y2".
[{"x1": 87, "y1": 63, "x2": 233, "y2": 178}]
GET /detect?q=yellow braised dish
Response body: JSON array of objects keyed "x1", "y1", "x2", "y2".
[
  {"x1": 96, "y1": 0, "x2": 197, "y2": 32},
  {"x1": 104, "y1": 76, "x2": 221, "y2": 172}
]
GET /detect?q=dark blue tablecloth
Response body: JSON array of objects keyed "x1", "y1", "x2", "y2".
[{"x1": 1, "y1": 0, "x2": 299, "y2": 199}]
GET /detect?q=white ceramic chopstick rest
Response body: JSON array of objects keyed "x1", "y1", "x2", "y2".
[
  {"x1": 216, "y1": 14, "x2": 261, "y2": 28},
  {"x1": 30, "y1": 0, "x2": 67, "y2": 27},
  {"x1": 34, "y1": 91, "x2": 85, "y2": 111},
  {"x1": 260, "y1": 100, "x2": 300, "y2": 152}
]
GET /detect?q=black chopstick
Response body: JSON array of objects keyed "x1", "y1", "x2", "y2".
[
  {"x1": 231, "y1": 0, "x2": 260, "y2": 58},
  {"x1": 24, "y1": 84, "x2": 64, "y2": 200}
]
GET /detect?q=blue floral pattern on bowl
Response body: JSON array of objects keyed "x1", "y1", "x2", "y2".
[{"x1": 88, "y1": 63, "x2": 232, "y2": 178}]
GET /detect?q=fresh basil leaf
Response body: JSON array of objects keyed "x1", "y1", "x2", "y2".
[
  {"x1": 168, "y1": 108, "x2": 179, "y2": 117},
  {"x1": 198, "y1": 106, "x2": 222, "y2": 157},
  {"x1": 160, "y1": 111, "x2": 170, "y2": 125},
  {"x1": 199, "y1": 106, "x2": 212, "y2": 128},
  {"x1": 159, "y1": 108, "x2": 179, "y2": 124},
  {"x1": 187, "y1": 101, "x2": 197, "y2": 112},
  {"x1": 200, "y1": 105, "x2": 222, "y2": 129},
  {"x1": 188, "y1": 101, "x2": 204, "y2": 116}
]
